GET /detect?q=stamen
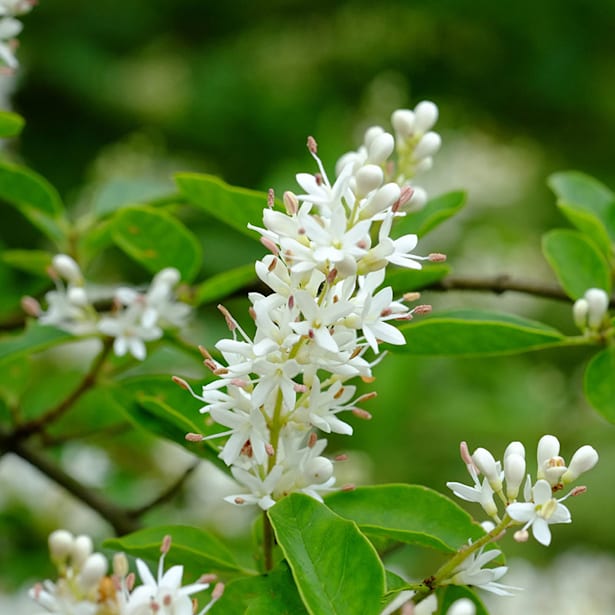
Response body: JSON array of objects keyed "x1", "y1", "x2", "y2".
[
  {"x1": 428, "y1": 253, "x2": 447, "y2": 262},
  {"x1": 186, "y1": 433, "x2": 204, "y2": 442},
  {"x1": 352, "y1": 408, "x2": 372, "y2": 420},
  {"x1": 267, "y1": 188, "x2": 275, "y2": 209},
  {"x1": 307, "y1": 136, "x2": 318, "y2": 154},
  {"x1": 161, "y1": 535, "x2": 172, "y2": 555}
]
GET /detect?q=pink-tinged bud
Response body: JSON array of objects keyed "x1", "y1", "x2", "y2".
[
  {"x1": 504, "y1": 452, "x2": 525, "y2": 500},
  {"x1": 428, "y1": 252, "x2": 447, "y2": 262},
  {"x1": 212, "y1": 582, "x2": 225, "y2": 600},
  {"x1": 307, "y1": 136, "x2": 318, "y2": 154},
  {"x1": 513, "y1": 529, "x2": 529, "y2": 543},
  {"x1": 185, "y1": 433, "x2": 204, "y2": 442},
  {"x1": 561, "y1": 445, "x2": 599, "y2": 484},
  {"x1": 352, "y1": 408, "x2": 372, "y2": 420},
  {"x1": 161, "y1": 535, "x2": 172, "y2": 555},
  {"x1": 172, "y1": 376, "x2": 190, "y2": 390},
  {"x1": 472, "y1": 447, "x2": 502, "y2": 492},
  {"x1": 21, "y1": 295, "x2": 41, "y2": 316},
  {"x1": 283, "y1": 190, "x2": 298, "y2": 215}
]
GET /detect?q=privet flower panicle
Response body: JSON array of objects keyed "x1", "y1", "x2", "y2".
[
  {"x1": 182, "y1": 105, "x2": 443, "y2": 510},
  {"x1": 30, "y1": 257, "x2": 191, "y2": 361},
  {"x1": 448, "y1": 435, "x2": 598, "y2": 546},
  {"x1": 0, "y1": 0, "x2": 35, "y2": 71},
  {"x1": 30, "y1": 531, "x2": 224, "y2": 615}
]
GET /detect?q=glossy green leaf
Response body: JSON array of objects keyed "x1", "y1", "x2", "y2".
[
  {"x1": 386, "y1": 264, "x2": 451, "y2": 293},
  {"x1": 103, "y1": 525, "x2": 245, "y2": 574},
  {"x1": 214, "y1": 562, "x2": 307, "y2": 615},
  {"x1": 549, "y1": 171, "x2": 615, "y2": 249},
  {"x1": 0, "y1": 161, "x2": 67, "y2": 244},
  {"x1": 93, "y1": 177, "x2": 175, "y2": 216},
  {"x1": 542, "y1": 229, "x2": 611, "y2": 299},
  {"x1": 584, "y1": 347, "x2": 615, "y2": 422},
  {"x1": 327, "y1": 485, "x2": 484, "y2": 553},
  {"x1": 556, "y1": 204, "x2": 612, "y2": 257},
  {"x1": 0, "y1": 110, "x2": 25, "y2": 137},
  {"x1": 394, "y1": 191, "x2": 466, "y2": 237},
  {"x1": 269, "y1": 493, "x2": 385, "y2": 615},
  {"x1": 110, "y1": 206, "x2": 202, "y2": 281},
  {"x1": 118, "y1": 376, "x2": 226, "y2": 471},
  {"x1": 195, "y1": 263, "x2": 257, "y2": 305},
  {"x1": 176, "y1": 172, "x2": 268, "y2": 239},
  {"x1": 436, "y1": 585, "x2": 489, "y2": 615},
  {"x1": 0, "y1": 322, "x2": 73, "y2": 366},
  {"x1": 393, "y1": 309, "x2": 567, "y2": 356},
  {"x1": 1, "y1": 249, "x2": 54, "y2": 277}
]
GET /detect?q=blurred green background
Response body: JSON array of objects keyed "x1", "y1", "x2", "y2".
[{"x1": 2, "y1": 0, "x2": 615, "y2": 610}]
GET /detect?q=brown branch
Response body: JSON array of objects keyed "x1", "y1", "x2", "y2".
[
  {"x1": 0, "y1": 433, "x2": 140, "y2": 536},
  {"x1": 15, "y1": 337, "x2": 114, "y2": 438},
  {"x1": 127, "y1": 461, "x2": 200, "y2": 519}
]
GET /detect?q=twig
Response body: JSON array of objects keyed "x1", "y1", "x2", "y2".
[{"x1": 127, "y1": 461, "x2": 200, "y2": 518}]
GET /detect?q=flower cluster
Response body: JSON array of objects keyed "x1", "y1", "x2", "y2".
[
  {"x1": 573, "y1": 287, "x2": 611, "y2": 336},
  {"x1": 30, "y1": 530, "x2": 224, "y2": 615},
  {"x1": 448, "y1": 435, "x2": 598, "y2": 547},
  {"x1": 25, "y1": 254, "x2": 191, "y2": 360},
  {"x1": 0, "y1": 0, "x2": 35, "y2": 72},
  {"x1": 180, "y1": 102, "x2": 443, "y2": 510}
]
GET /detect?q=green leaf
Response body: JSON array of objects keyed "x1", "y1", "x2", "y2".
[
  {"x1": 103, "y1": 525, "x2": 246, "y2": 574},
  {"x1": 549, "y1": 171, "x2": 615, "y2": 251},
  {"x1": 0, "y1": 161, "x2": 67, "y2": 244},
  {"x1": 93, "y1": 177, "x2": 175, "y2": 217},
  {"x1": 110, "y1": 206, "x2": 202, "y2": 282},
  {"x1": 0, "y1": 110, "x2": 25, "y2": 138},
  {"x1": 542, "y1": 229, "x2": 611, "y2": 299},
  {"x1": 436, "y1": 585, "x2": 489, "y2": 615},
  {"x1": 195, "y1": 263, "x2": 257, "y2": 306},
  {"x1": 394, "y1": 191, "x2": 466, "y2": 237},
  {"x1": 118, "y1": 376, "x2": 226, "y2": 471},
  {"x1": 386, "y1": 264, "x2": 451, "y2": 293},
  {"x1": 0, "y1": 322, "x2": 73, "y2": 366},
  {"x1": 176, "y1": 172, "x2": 267, "y2": 239},
  {"x1": 584, "y1": 347, "x2": 615, "y2": 422},
  {"x1": 268, "y1": 494, "x2": 385, "y2": 615},
  {"x1": 213, "y1": 562, "x2": 307, "y2": 615},
  {"x1": 1, "y1": 249, "x2": 54, "y2": 277},
  {"x1": 327, "y1": 485, "x2": 484, "y2": 554},
  {"x1": 393, "y1": 309, "x2": 567, "y2": 356}
]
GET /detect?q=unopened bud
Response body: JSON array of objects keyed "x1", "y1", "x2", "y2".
[
  {"x1": 573, "y1": 298, "x2": 589, "y2": 330},
  {"x1": 113, "y1": 552, "x2": 129, "y2": 577},
  {"x1": 72, "y1": 535, "x2": 93, "y2": 568},
  {"x1": 368, "y1": 132, "x2": 395, "y2": 164},
  {"x1": 504, "y1": 453, "x2": 526, "y2": 500},
  {"x1": 52, "y1": 254, "x2": 82, "y2": 284},
  {"x1": 48, "y1": 529, "x2": 74, "y2": 562},
  {"x1": 413, "y1": 132, "x2": 441, "y2": 160},
  {"x1": 303, "y1": 456, "x2": 334, "y2": 483},
  {"x1": 68, "y1": 286, "x2": 89, "y2": 306},
  {"x1": 585, "y1": 288, "x2": 609, "y2": 329},
  {"x1": 413, "y1": 101, "x2": 439, "y2": 133},
  {"x1": 537, "y1": 435, "x2": 560, "y2": 479},
  {"x1": 561, "y1": 445, "x2": 599, "y2": 484},
  {"x1": 355, "y1": 164, "x2": 384, "y2": 195},
  {"x1": 391, "y1": 109, "x2": 415, "y2": 138},
  {"x1": 504, "y1": 441, "x2": 525, "y2": 460},
  {"x1": 472, "y1": 448, "x2": 502, "y2": 492},
  {"x1": 363, "y1": 126, "x2": 384, "y2": 148},
  {"x1": 79, "y1": 553, "x2": 108, "y2": 588},
  {"x1": 360, "y1": 182, "x2": 401, "y2": 218}
]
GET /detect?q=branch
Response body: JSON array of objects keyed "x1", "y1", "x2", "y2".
[
  {"x1": 0, "y1": 434, "x2": 140, "y2": 536},
  {"x1": 127, "y1": 461, "x2": 200, "y2": 519}
]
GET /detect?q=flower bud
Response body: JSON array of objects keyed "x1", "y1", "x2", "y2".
[
  {"x1": 391, "y1": 109, "x2": 415, "y2": 138},
  {"x1": 354, "y1": 164, "x2": 384, "y2": 196},
  {"x1": 472, "y1": 448, "x2": 502, "y2": 492},
  {"x1": 504, "y1": 441, "x2": 525, "y2": 460},
  {"x1": 52, "y1": 254, "x2": 82, "y2": 284},
  {"x1": 79, "y1": 553, "x2": 108, "y2": 589},
  {"x1": 363, "y1": 126, "x2": 384, "y2": 148},
  {"x1": 573, "y1": 297, "x2": 589, "y2": 330},
  {"x1": 48, "y1": 529, "x2": 74, "y2": 562},
  {"x1": 447, "y1": 598, "x2": 476, "y2": 615},
  {"x1": 561, "y1": 445, "x2": 599, "y2": 484},
  {"x1": 413, "y1": 101, "x2": 439, "y2": 133},
  {"x1": 405, "y1": 186, "x2": 427, "y2": 212},
  {"x1": 360, "y1": 183, "x2": 401, "y2": 219},
  {"x1": 585, "y1": 288, "x2": 609, "y2": 329},
  {"x1": 367, "y1": 132, "x2": 394, "y2": 164},
  {"x1": 537, "y1": 434, "x2": 560, "y2": 479},
  {"x1": 67, "y1": 286, "x2": 89, "y2": 307},
  {"x1": 303, "y1": 456, "x2": 334, "y2": 484},
  {"x1": 113, "y1": 552, "x2": 129, "y2": 577},
  {"x1": 71, "y1": 535, "x2": 93, "y2": 568},
  {"x1": 153, "y1": 267, "x2": 181, "y2": 287},
  {"x1": 504, "y1": 452, "x2": 525, "y2": 500},
  {"x1": 412, "y1": 131, "x2": 441, "y2": 160}
]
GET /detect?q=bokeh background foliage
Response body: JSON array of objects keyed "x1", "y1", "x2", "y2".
[{"x1": 2, "y1": 0, "x2": 615, "y2": 606}]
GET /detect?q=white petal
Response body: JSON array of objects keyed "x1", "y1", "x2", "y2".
[{"x1": 532, "y1": 518, "x2": 552, "y2": 546}]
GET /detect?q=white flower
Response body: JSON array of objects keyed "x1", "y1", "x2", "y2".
[
  {"x1": 224, "y1": 464, "x2": 284, "y2": 510},
  {"x1": 98, "y1": 307, "x2": 162, "y2": 360},
  {"x1": 506, "y1": 479, "x2": 572, "y2": 546},
  {"x1": 449, "y1": 545, "x2": 515, "y2": 596}
]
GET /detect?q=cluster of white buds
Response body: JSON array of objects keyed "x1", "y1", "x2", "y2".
[
  {"x1": 0, "y1": 0, "x2": 35, "y2": 72},
  {"x1": 179, "y1": 105, "x2": 443, "y2": 510},
  {"x1": 448, "y1": 435, "x2": 598, "y2": 546},
  {"x1": 30, "y1": 531, "x2": 224, "y2": 615},
  {"x1": 573, "y1": 287, "x2": 610, "y2": 335},
  {"x1": 23, "y1": 254, "x2": 191, "y2": 360},
  {"x1": 337, "y1": 100, "x2": 441, "y2": 212}
]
